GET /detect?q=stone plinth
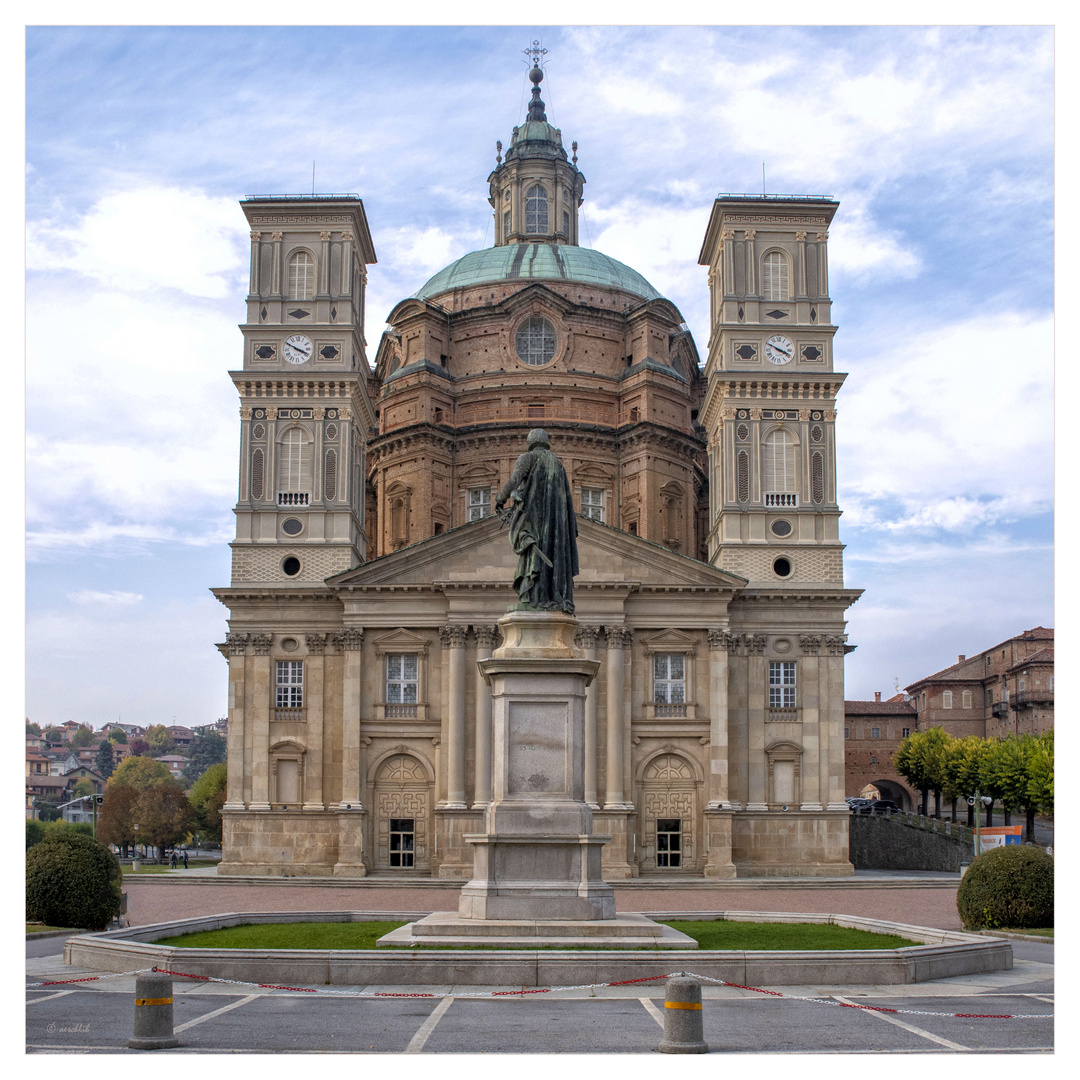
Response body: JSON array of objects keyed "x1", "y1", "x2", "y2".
[{"x1": 459, "y1": 610, "x2": 614, "y2": 923}]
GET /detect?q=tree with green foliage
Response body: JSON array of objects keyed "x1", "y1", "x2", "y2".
[
  {"x1": 940, "y1": 735, "x2": 969, "y2": 822},
  {"x1": 26, "y1": 720, "x2": 42, "y2": 735},
  {"x1": 189, "y1": 762, "x2": 227, "y2": 843},
  {"x1": 956, "y1": 844, "x2": 1053, "y2": 929},
  {"x1": 135, "y1": 785, "x2": 194, "y2": 858},
  {"x1": 35, "y1": 800, "x2": 61, "y2": 822},
  {"x1": 94, "y1": 738, "x2": 116, "y2": 779},
  {"x1": 72, "y1": 778, "x2": 94, "y2": 799},
  {"x1": 47, "y1": 820, "x2": 94, "y2": 839},
  {"x1": 1026, "y1": 730, "x2": 1053, "y2": 819},
  {"x1": 107, "y1": 727, "x2": 128, "y2": 744},
  {"x1": 43, "y1": 726, "x2": 65, "y2": 743},
  {"x1": 953, "y1": 735, "x2": 988, "y2": 828},
  {"x1": 70, "y1": 726, "x2": 94, "y2": 748},
  {"x1": 26, "y1": 819, "x2": 46, "y2": 850},
  {"x1": 145, "y1": 724, "x2": 176, "y2": 757},
  {"x1": 984, "y1": 735, "x2": 1045, "y2": 840},
  {"x1": 183, "y1": 729, "x2": 227, "y2": 785},
  {"x1": 109, "y1": 754, "x2": 176, "y2": 791},
  {"x1": 26, "y1": 832, "x2": 123, "y2": 931},
  {"x1": 894, "y1": 727, "x2": 950, "y2": 816}
]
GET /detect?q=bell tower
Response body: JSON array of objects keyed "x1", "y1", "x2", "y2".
[
  {"x1": 487, "y1": 56, "x2": 585, "y2": 247},
  {"x1": 698, "y1": 196, "x2": 846, "y2": 587},
  {"x1": 229, "y1": 195, "x2": 378, "y2": 586}
]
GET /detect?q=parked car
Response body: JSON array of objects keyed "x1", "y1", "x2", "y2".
[
  {"x1": 847, "y1": 798, "x2": 874, "y2": 813},
  {"x1": 870, "y1": 800, "x2": 900, "y2": 814}
]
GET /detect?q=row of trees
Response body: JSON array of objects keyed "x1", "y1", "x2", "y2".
[
  {"x1": 893, "y1": 728, "x2": 1053, "y2": 841},
  {"x1": 96, "y1": 756, "x2": 227, "y2": 858}
]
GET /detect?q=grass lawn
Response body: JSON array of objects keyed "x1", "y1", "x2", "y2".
[
  {"x1": 999, "y1": 927, "x2": 1054, "y2": 937},
  {"x1": 26, "y1": 924, "x2": 80, "y2": 935},
  {"x1": 124, "y1": 859, "x2": 220, "y2": 875},
  {"x1": 153, "y1": 919, "x2": 917, "y2": 951}
]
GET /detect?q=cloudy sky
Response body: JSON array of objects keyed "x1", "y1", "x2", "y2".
[{"x1": 24, "y1": 22, "x2": 1055, "y2": 728}]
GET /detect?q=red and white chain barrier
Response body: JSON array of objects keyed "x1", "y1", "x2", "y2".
[
  {"x1": 27, "y1": 966, "x2": 1049, "y2": 1020},
  {"x1": 29, "y1": 967, "x2": 1045, "y2": 1015}
]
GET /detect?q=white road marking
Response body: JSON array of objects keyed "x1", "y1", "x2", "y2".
[
  {"x1": 640, "y1": 997, "x2": 665, "y2": 1027},
  {"x1": 404, "y1": 995, "x2": 455, "y2": 1053},
  {"x1": 26, "y1": 990, "x2": 75, "y2": 1005},
  {"x1": 173, "y1": 994, "x2": 261, "y2": 1032},
  {"x1": 832, "y1": 995, "x2": 970, "y2": 1051}
]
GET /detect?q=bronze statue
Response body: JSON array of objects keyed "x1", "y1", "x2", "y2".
[{"x1": 495, "y1": 429, "x2": 579, "y2": 613}]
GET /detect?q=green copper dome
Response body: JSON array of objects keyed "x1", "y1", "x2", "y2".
[{"x1": 414, "y1": 243, "x2": 662, "y2": 302}]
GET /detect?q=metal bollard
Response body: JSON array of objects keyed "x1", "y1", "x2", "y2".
[
  {"x1": 658, "y1": 974, "x2": 708, "y2": 1054},
  {"x1": 128, "y1": 972, "x2": 179, "y2": 1050}
]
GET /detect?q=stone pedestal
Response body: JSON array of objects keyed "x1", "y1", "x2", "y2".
[{"x1": 382, "y1": 610, "x2": 693, "y2": 950}]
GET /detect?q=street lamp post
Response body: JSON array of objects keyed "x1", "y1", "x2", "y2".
[{"x1": 968, "y1": 792, "x2": 993, "y2": 856}]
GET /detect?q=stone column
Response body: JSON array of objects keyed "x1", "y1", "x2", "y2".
[
  {"x1": 745, "y1": 229, "x2": 757, "y2": 297},
  {"x1": 817, "y1": 231, "x2": 829, "y2": 298},
  {"x1": 824, "y1": 636, "x2": 848, "y2": 809},
  {"x1": 248, "y1": 231, "x2": 261, "y2": 297},
  {"x1": 270, "y1": 231, "x2": 283, "y2": 298},
  {"x1": 576, "y1": 625, "x2": 601, "y2": 809},
  {"x1": 318, "y1": 230, "x2": 331, "y2": 298},
  {"x1": 302, "y1": 634, "x2": 327, "y2": 810},
  {"x1": 706, "y1": 630, "x2": 732, "y2": 808},
  {"x1": 473, "y1": 624, "x2": 498, "y2": 808},
  {"x1": 799, "y1": 635, "x2": 823, "y2": 810},
  {"x1": 223, "y1": 634, "x2": 248, "y2": 810},
  {"x1": 248, "y1": 634, "x2": 273, "y2": 810},
  {"x1": 335, "y1": 628, "x2": 365, "y2": 810},
  {"x1": 604, "y1": 626, "x2": 633, "y2": 810},
  {"x1": 745, "y1": 634, "x2": 768, "y2": 811},
  {"x1": 795, "y1": 230, "x2": 808, "y2": 299},
  {"x1": 441, "y1": 624, "x2": 469, "y2": 809}
]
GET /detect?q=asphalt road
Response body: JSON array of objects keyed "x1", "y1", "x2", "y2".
[{"x1": 26, "y1": 936, "x2": 1054, "y2": 1055}]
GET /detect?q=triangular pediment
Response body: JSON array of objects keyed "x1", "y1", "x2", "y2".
[{"x1": 328, "y1": 515, "x2": 746, "y2": 593}]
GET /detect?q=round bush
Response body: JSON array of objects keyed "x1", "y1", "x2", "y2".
[
  {"x1": 26, "y1": 832, "x2": 123, "y2": 930},
  {"x1": 957, "y1": 845, "x2": 1053, "y2": 930}
]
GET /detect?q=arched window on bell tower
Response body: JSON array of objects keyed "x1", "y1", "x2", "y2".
[
  {"x1": 277, "y1": 427, "x2": 312, "y2": 505},
  {"x1": 762, "y1": 251, "x2": 790, "y2": 301},
  {"x1": 287, "y1": 251, "x2": 315, "y2": 300},
  {"x1": 762, "y1": 428, "x2": 799, "y2": 507},
  {"x1": 525, "y1": 184, "x2": 549, "y2": 234}
]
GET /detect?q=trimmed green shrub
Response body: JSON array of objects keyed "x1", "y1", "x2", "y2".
[
  {"x1": 26, "y1": 819, "x2": 46, "y2": 850},
  {"x1": 26, "y1": 831, "x2": 123, "y2": 931},
  {"x1": 957, "y1": 845, "x2": 1053, "y2": 929}
]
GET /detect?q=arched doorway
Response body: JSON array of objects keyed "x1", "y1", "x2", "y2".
[
  {"x1": 638, "y1": 752, "x2": 701, "y2": 873},
  {"x1": 372, "y1": 753, "x2": 431, "y2": 872}
]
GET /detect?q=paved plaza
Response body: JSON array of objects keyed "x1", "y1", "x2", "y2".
[{"x1": 27, "y1": 874, "x2": 1054, "y2": 1055}]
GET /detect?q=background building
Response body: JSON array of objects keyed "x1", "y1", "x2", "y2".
[
  {"x1": 843, "y1": 692, "x2": 916, "y2": 808},
  {"x1": 215, "y1": 65, "x2": 862, "y2": 880}
]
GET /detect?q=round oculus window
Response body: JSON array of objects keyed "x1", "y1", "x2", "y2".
[
  {"x1": 773, "y1": 557, "x2": 793, "y2": 578},
  {"x1": 281, "y1": 518, "x2": 304, "y2": 536},
  {"x1": 280, "y1": 637, "x2": 298, "y2": 652},
  {"x1": 282, "y1": 556, "x2": 301, "y2": 577},
  {"x1": 771, "y1": 519, "x2": 793, "y2": 537},
  {"x1": 514, "y1": 315, "x2": 557, "y2": 366}
]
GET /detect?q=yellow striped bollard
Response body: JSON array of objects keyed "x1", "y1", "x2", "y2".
[{"x1": 658, "y1": 974, "x2": 708, "y2": 1053}]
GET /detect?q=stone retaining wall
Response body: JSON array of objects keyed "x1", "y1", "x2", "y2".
[{"x1": 849, "y1": 813, "x2": 974, "y2": 872}]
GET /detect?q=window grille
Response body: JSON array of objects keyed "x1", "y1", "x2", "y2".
[
  {"x1": 287, "y1": 251, "x2": 315, "y2": 301},
  {"x1": 276, "y1": 661, "x2": 303, "y2": 709},
  {"x1": 902, "y1": 727, "x2": 911, "y2": 738},
  {"x1": 325, "y1": 423, "x2": 338, "y2": 441},
  {"x1": 514, "y1": 316, "x2": 557, "y2": 365},
  {"x1": 655, "y1": 818, "x2": 681, "y2": 868},
  {"x1": 653, "y1": 654, "x2": 686, "y2": 705},
  {"x1": 562, "y1": 209, "x2": 570, "y2": 236},
  {"x1": 525, "y1": 184, "x2": 548, "y2": 232},
  {"x1": 503, "y1": 210, "x2": 511, "y2": 241},
  {"x1": 737, "y1": 450, "x2": 750, "y2": 502},
  {"x1": 762, "y1": 252, "x2": 790, "y2": 301},
  {"x1": 467, "y1": 487, "x2": 491, "y2": 521},
  {"x1": 768, "y1": 661, "x2": 796, "y2": 708},
  {"x1": 811, "y1": 425, "x2": 823, "y2": 442},
  {"x1": 871, "y1": 726, "x2": 880, "y2": 739},
  {"x1": 324, "y1": 448, "x2": 337, "y2": 500},
  {"x1": 279, "y1": 429, "x2": 305, "y2": 492},
  {"x1": 736, "y1": 424, "x2": 749, "y2": 441},
  {"x1": 389, "y1": 818, "x2": 415, "y2": 868},
  {"x1": 251, "y1": 448, "x2": 264, "y2": 500},
  {"x1": 386, "y1": 654, "x2": 418, "y2": 704},
  {"x1": 581, "y1": 487, "x2": 604, "y2": 521},
  {"x1": 812, "y1": 451, "x2": 824, "y2": 503}
]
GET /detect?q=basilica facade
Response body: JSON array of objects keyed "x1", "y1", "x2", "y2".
[{"x1": 214, "y1": 66, "x2": 861, "y2": 879}]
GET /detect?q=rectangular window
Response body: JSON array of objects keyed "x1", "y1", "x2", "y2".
[
  {"x1": 655, "y1": 818, "x2": 681, "y2": 868},
  {"x1": 844, "y1": 726, "x2": 850, "y2": 739},
  {"x1": 942, "y1": 690, "x2": 953, "y2": 709},
  {"x1": 1049, "y1": 676, "x2": 1054, "y2": 692},
  {"x1": 962, "y1": 690, "x2": 973, "y2": 709},
  {"x1": 275, "y1": 661, "x2": 303, "y2": 709},
  {"x1": 503, "y1": 210, "x2": 511, "y2": 241},
  {"x1": 581, "y1": 487, "x2": 604, "y2": 521},
  {"x1": 986, "y1": 688, "x2": 994, "y2": 705},
  {"x1": 467, "y1": 486, "x2": 491, "y2": 522},
  {"x1": 386, "y1": 654, "x2": 418, "y2": 703},
  {"x1": 871, "y1": 726, "x2": 880, "y2": 739},
  {"x1": 1018, "y1": 679, "x2": 1026, "y2": 693},
  {"x1": 768, "y1": 661, "x2": 797, "y2": 708},
  {"x1": 902, "y1": 727, "x2": 911, "y2": 738},
  {"x1": 653, "y1": 654, "x2": 686, "y2": 704},
  {"x1": 388, "y1": 818, "x2": 415, "y2": 868}
]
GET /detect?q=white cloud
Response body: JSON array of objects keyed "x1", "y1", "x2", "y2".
[
  {"x1": 67, "y1": 589, "x2": 144, "y2": 606},
  {"x1": 27, "y1": 185, "x2": 249, "y2": 299},
  {"x1": 838, "y1": 311, "x2": 1053, "y2": 532},
  {"x1": 828, "y1": 200, "x2": 921, "y2": 281}
]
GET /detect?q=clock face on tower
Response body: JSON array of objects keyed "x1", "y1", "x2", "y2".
[
  {"x1": 283, "y1": 335, "x2": 313, "y2": 365},
  {"x1": 765, "y1": 335, "x2": 794, "y2": 365}
]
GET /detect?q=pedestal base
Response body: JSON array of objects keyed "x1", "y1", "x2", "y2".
[{"x1": 379, "y1": 912, "x2": 696, "y2": 949}]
